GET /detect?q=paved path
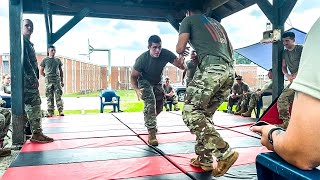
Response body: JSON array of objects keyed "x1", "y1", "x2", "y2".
[{"x1": 41, "y1": 97, "x2": 101, "y2": 110}]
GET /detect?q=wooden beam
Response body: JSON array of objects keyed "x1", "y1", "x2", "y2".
[
  {"x1": 48, "y1": 0, "x2": 72, "y2": 9},
  {"x1": 223, "y1": 4, "x2": 234, "y2": 12},
  {"x1": 256, "y1": 0, "x2": 275, "y2": 23},
  {"x1": 166, "y1": 14, "x2": 180, "y2": 32},
  {"x1": 205, "y1": 0, "x2": 230, "y2": 10},
  {"x1": 280, "y1": 0, "x2": 297, "y2": 25},
  {"x1": 51, "y1": 8, "x2": 90, "y2": 44},
  {"x1": 42, "y1": 0, "x2": 52, "y2": 49},
  {"x1": 9, "y1": 0, "x2": 25, "y2": 145},
  {"x1": 236, "y1": 0, "x2": 246, "y2": 7}
]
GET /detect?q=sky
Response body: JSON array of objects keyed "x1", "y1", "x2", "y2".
[{"x1": 0, "y1": 0, "x2": 319, "y2": 66}]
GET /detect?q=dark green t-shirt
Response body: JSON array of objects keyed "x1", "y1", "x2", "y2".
[
  {"x1": 133, "y1": 48, "x2": 177, "y2": 85},
  {"x1": 40, "y1": 57, "x2": 63, "y2": 80},
  {"x1": 232, "y1": 82, "x2": 250, "y2": 95},
  {"x1": 163, "y1": 84, "x2": 173, "y2": 94},
  {"x1": 282, "y1": 44, "x2": 303, "y2": 74},
  {"x1": 179, "y1": 14, "x2": 233, "y2": 63}
]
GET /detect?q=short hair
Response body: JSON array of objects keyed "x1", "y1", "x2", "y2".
[
  {"x1": 2, "y1": 74, "x2": 9, "y2": 80},
  {"x1": 184, "y1": 0, "x2": 204, "y2": 13},
  {"x1": 23, "y1": 19, "x2": 32, "y2": 23},
  {"x1": 268, "y1": 68, "x2": 272, "y2": 72},
  {"x1": 282, "y1": 32, "x2": 295, "y2": 39},
  {"x1": 148, "y1": 35, "x2": 161, "y2": 47},
  {"x1": 235, "y1": 75, "x2": 242, "y2": 80},
  {"x1": 165, "y1": 77, "x2": 170, "y2": 81},
  {"x1": 48, "y1": 45, "x2": 55, "y2": 49}
]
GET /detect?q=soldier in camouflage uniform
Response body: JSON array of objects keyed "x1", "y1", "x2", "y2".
[
  {"x1": 0, "y1": 103, "x2": 11, "y2": 157},
  {"x1": 277, "y1": 32, "x2": 303, "y2": 129},
  {"x1": 40, "y1": 45, "x2": 64, "y2": 117},
  {"x1": 23, "y1": 19, "x2": 53, "y2": 143},
  {"x1": 131, "y1": 35, "x2": 185, "y2": 146},
  {"x1": 176, "y1": 1, "x2": 239, "y2": 177},
  {"x1": 229, "y1": 76, "x2": 250, "y2": 114},
  {"x1": 163, "y1": 77, "x2": 180, "y2": 111},
  {"x1": 241, "y1": 69, "x2": 273, "y2": 117},
  {"x1": 182, "y1": 50, "x2": 199, "y2": 86}
]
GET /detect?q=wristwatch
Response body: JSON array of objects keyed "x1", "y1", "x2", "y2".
[{"x1": 267, "y1": 127, "x2": 285, "y2": 145}]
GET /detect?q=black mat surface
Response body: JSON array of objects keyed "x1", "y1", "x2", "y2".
[
  {"x1": 189, "y1": 164, "x2": 257, "y2": 180},
  {"x1": 155, "y1": 136, "x2": 261, "y2": 155},
  {"x1": 11, "y1": 145, "x2": 159, "y2": 167}
]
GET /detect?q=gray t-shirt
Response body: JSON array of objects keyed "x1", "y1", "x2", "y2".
[
  {"x1": 291, "y1": 18, "x2": 320, "y2": 100},
  {"x1": 261, "y1": 80, "x2": 272, "y2": 92},
  {"x1": 282, "y1": 44, "x2": 303, "y2": 74},
  {"x1": 133, "y1": 48, "x2": 177, "y2": 85},
  {"x1": 0, "y1": 84, "x2": 11, "y2": 94}
]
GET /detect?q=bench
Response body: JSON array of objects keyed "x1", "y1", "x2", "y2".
[{"x1": 256, "y1": 152, "x2": 320, "y2": 180}]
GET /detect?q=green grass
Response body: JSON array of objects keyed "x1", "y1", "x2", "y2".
[
  {"x1": 63, "y1": 90, "x2": 138, "y2": 101},
  {"x1": 61, "y1": 90, "x2": 228, "y2": 115}
]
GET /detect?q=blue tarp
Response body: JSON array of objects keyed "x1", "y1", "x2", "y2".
[{"x1": 235, "y1": 28, "x2": 307, "y2": 70}]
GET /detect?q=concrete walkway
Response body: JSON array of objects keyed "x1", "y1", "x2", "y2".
[{"x1": 41, "y1": 97, "x2": 101, "y2": 110}]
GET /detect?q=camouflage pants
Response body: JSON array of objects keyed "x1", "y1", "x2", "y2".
[
  {"x1": 0, "y1": 108, "x2": 11, "y2": 140},
  {"x1": 182, "y1": 55, "x2": 235, "y2": 164},
  {"x1": 186, "y1": 78, "x2": 193, "y2": 87},
  {"x1": 138, "y1": 80, "x2": 164, "y2": 130},
  {"x1": 277, "y1": 87, "x2": 295, "y2": 124},
  {"x1": 164, "y1": 95, "x2": 178, "y2": 109},
  {"x1": 227, "y1": 96, "x2": 241, "y2": 111},
  {"x1": 248, "y1": 92, "x2": 259, "y2": 108},
  {"x1": 25, "y1": 87, "x2": 42, "y2": 133},
  {"x1": 240, "y1": 92, "x2": 259, "y2": 109},
  {"x1": 46, "y1": 82, "x2": 64, "y2": 114}
]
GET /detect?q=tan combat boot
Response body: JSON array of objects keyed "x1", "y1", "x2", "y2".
[
  {"x1": 30, "y1": 132, "x2": 54, "y2": 143},
  {"x1": 213, "y1": 144, "x2": 239, "y2": 177},
  {"x1": 234, "y1": 106, "x2": 247, "y2": 115},
  {"x1": 148, "y1": 128, "x2": 158, "y2": 146},
  {"x1": 241, "y1": 107, "x2": 254, "y2": 117},
  {"x1": 190, "y1": 156, "x2": 213, "y2": 171},
  {"x1": 59, "y1": 111, "x2": 65, "y2": 116},
  {"x1": 0, "y1": 140, "x2": 11, "y2": 157}
]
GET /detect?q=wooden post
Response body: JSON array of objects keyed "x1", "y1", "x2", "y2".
[
  {"x1": 256, "y1": 0, "x2": 297, "y2": 100},
  {"x1": 9, "y1": 0, "x2": 25, "y2": 145}
]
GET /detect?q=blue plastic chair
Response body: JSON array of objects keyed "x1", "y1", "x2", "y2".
[
  {"x1": 0, "y1": 95, "x2": 11, "y2": 108},
  {"x1": 99, "y1": 90, "x2": 120, "y2": 113},
  {"x1": 256, "y1": 152, "x2": 320, "y2": 180}
]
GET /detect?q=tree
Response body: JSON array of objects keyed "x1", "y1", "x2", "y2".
[{"x1": 234, "y1": 52, "x2": 251, "y2": 64}]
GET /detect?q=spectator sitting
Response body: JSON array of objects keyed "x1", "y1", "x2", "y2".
[
  {"x1": 251, "y1": 17, "x2": 320, "y2": 170},
  {"x1": 241, "y1": 69, "x2": 273, "y2": 117},
  {"x1": 227, "y1": 75, "x2": 250, "y2": 113},
  {"x1": 0, "y1": 74, "x2": 11, "y2": 95},
  {"x1": 163, "y1": 78, "x2": 180, "y2": 111}
]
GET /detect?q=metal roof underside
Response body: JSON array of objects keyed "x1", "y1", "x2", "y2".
[{"x1": 23, "y1": 0, "x2": 256, "y2": 22}]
